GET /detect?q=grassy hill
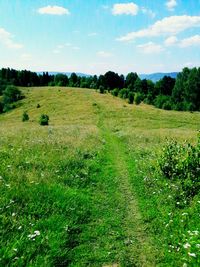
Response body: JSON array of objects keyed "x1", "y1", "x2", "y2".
[{"x1": 0, "y1": 87, "x2": 199, "y2": 266}]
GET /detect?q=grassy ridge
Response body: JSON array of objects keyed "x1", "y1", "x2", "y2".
[{"x1": 0, "y1": 87, "x2": 199, "y2": 266}]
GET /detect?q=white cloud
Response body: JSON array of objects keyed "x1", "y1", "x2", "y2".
[
  {"x1": 141, "y1": 7, "x2": 156, "y2": 18},
  {"x1": 53, "y1": 49, "x2": 60, "y2": 54},
  {"x1": 164, "y1": 36, "x2": 178, "y2": 46},
  {"x1": 88, "y1": 32, "x2": 98, "y2": 37},
  {"x1": 112, "y1": 2, "x2": 139, "y2": 16},
  {"x1": 179, "y1": 35, "x2": 200, "y2": 47},
  {"x1": 38, "y1": 5, "x2": 70, "y2": 15},
  {"x1": 72, "y1": 46, "x2": 80, "y2": 50},
  {"x1": 117, "y1": 15, "x2": 200, "y2": 42},
  {"x1": 137, "y1": 42, "x2": 164, "y2": 54},
  {"x1": 97, "y1": 51, "x2": 113, "y2": 58},
  {"x1": 0, "y1": 27, "x2": 23, "y2": 49},
  {"x1": 21, "y1": 53, "x2": 32, "y2": 60},
  {"x1": 166, "y1": 0, "x2": 177, "y2": 11}
]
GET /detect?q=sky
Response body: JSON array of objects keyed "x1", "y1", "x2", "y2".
[{"x1": 0, "y1": 0, "x2": 200, "y2": 75}]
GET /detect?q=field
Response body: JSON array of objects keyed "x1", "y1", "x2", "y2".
[{"x1": 0, "y1": 87, "x2": 199, "y2": 266}]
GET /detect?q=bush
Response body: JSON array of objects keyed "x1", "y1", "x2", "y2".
[
  {"x1": 128, "y1": 92, "x2": 134, "y2": 104},
  {"x1": 37, "y1": 104, "x2": 41, "y2": 108},
  {"x1": 158, "y1": 134, "x2": 200, "y2": 199},
  {"x1": 99, "y1": 86, "x2": 105, "y2": 94},
  {"x1": 0, "y1": 101, "x2": 3, "y2": 113},
  {"x1": 111, "y1": 88, "x2": 119, "y2": 97},
  {"x1": 2, "y1": 85, "x2": 22, "y2": 105},
  {"x1": 154, "y1": 95, "x2": 172, "y2": 109},
  {"x1": 119, "y1": 88, "x2": 129, "y2": 99},
  {"x1": 22, "y1": 111, "x2": 29, "y2": 122},
  {"x1": 162, "y1": 101, "x2": 172, "y2": 110},
  {"x1": 134, "y1": 93, "x2": 142, "y2": 105},
  {"x1": 39, "y1": 114, "x2": 49, "y2": 126}
]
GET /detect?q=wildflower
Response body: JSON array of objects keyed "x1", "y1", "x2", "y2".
[
  {"x1": 196, "y1": 244, "x2": 200, "y2": 248},
  {"x1": 13, "y1": 248, "x2": 17, "y2": 252},
  {"x1": 183, "y1": 243, "x2": 191, "y2": 249},
  {"x1": 188, "y1": 252, "x2": 196, "y2": 257},
  {"x1": 192, "y1": 230, "x2": 199, "y2": 236},
  {"x1": 12, "y1": 213, "x2": 16, "y2": 217},
  {"x1": 28, "y1": 230, "x2": 40, "y2": 240},
  {"x1": 18, "y1": 226, "x2": 22, "y2": 230},
  {"x1": 182, "y1": 213, "x2": 188, "y2": 216},
  {"x1": 5, "y1": 184, "x2": 10, "y2": 187}
]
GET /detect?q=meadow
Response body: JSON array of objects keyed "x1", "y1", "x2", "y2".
[{"x1": 0, "y1": 87, "x2": 199, "y2": 266}]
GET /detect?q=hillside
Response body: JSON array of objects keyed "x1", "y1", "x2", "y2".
[
  {"x1": 139, "y1": 72, "x2": 178, "y2": 82},
  {"x1": 0, "y1": 87, "x2": 199, "y2": 266}
]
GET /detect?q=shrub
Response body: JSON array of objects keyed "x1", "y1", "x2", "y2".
[
  {"x1": 119, "y1": 88, "x2": 129, "y2": 99},
  {"x1": 2, "y1": 85, "x2": 23, "y2": 105},
  {"x1": 39, "y1": 114, "x2": 49, "y2": 126},
  {"x1": 22, "y1": 111, "x2": 29, "y2": 122},
  {"x1": 162, "y1": 101, "x2": 172, "y2": 110},
  {"x1": 158, "y1": 134, "x2": 200, "y2": 199},
  {"x1": 0, "y1": 101, "x2": 3, "y2": 113},
  {"x1": 111, "y1": 88, "x2": 119, "y2": 97},
  {"x1": 154, "y1": 95, "x2": 172, "y2": 109},
  {"x1": 128, "y1": 92, "x2": 134, "y2": 104},
  {"x1": 134, "y1": 93, "x2": 142, "y2": 105},
  {"x1": 99, "y1": 86, "x2": 105, "y2": 94},
  {"x1": 37, "y1": 104, "x2": 41, "y2": 108}
]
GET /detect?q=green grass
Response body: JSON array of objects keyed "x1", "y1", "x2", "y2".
[{"x1": 0, "y1": 87, "x2": 200, "y2": 266}]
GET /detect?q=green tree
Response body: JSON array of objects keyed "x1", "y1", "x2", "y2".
[
  {"x1": 2, "y1": 85, "x2": 22, "y2": 105},
  {"x1": 39, "y1": 114, "x2": 49, "y2": 126}
]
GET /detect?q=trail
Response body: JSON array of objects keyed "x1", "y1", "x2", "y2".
[{"x1": 92, "y1": 95, "x2": 156, "y2": 267}]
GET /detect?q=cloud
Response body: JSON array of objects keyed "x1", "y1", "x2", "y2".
[
  {"x1": 21, "y1": 53, "x2": 32, "y2": 60},
  {"x1": 88, "y1": 32, "x2": 98, "y2": 37},
  {"x1": 0, "y1": 27, "x2": 23, "y2": 49},
  {"x1": 112, "y1": 2, "x2": 139, "y2": 16},
  {"x1": 97, "y1": 51, "x2": 113, "y2": 58},
  {"x1": 38, "y1": 5, "x2": 70, "y2": 15},
  {"x1": 141, "y1": 7, "x2": 156, "y2": 18},
  {"x1": 165, "y1": 0, "x2": 177, "y2": 11},
  {"x1": 164, "y1": 36, "x2": 178, "y2": 46},
  {"x1": 137, "y1": 42, "x2": 164, "y2": 54},
  {"x1": 117, "y1": 15, "x2": 200, "y2": 42},
  {"x1": 72, "y1": 46, "x2": 80, "y2": 50},
  {"x1": 179, "y1": 35, "x2": 200, "y2": 47}
]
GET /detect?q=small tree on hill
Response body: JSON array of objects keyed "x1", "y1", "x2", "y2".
[
  {"x1": 22, "y1": 111, "x2": 29, "y2": 122},
  {"x1": 39, "y1": 114, "x2": 49, "y2": 126},
  {"x1": 128, "y1": 92, "x2": 134, "y2": 104}
]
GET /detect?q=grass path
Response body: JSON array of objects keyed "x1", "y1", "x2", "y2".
[{"x1": 89, "y1": 94, "x2": 156, "y2": 266}]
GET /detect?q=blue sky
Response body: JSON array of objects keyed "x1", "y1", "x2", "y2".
[{"x1": 0, "y1": 0, "x2": 200, "y2": 74}]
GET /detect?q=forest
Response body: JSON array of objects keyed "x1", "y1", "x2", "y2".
[{"x1": 0, "y1": 67, "x2": 200, "y2": 113}]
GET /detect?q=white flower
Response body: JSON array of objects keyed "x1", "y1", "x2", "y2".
[
  {"x1": 183, "y1": 243, "x2": 191, "y2": 249},
  {"x1": 188, "y1": 252, "x2": 196, "y2": 257},
  {"x1": 34, "y1": 230, "x2": 40, "y2": 236},
  {"x1": 192, "y1": 230, "x2": 199, "y2": 236}
]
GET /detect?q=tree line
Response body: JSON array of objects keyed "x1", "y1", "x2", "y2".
[{"x1": 0, "y1": 67, "x2": 200, "y2": 112}]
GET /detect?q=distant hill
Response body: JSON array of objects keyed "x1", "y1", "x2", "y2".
[
  {"x1": 36, "y1": 71, "x2": 179, "y2": 82},
  {"x1": 139, "y1": 72, "x2": 179, "y2": 82},
  {"x1": 36, "y1": 71, "x2": 91, "y2": 77}
]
